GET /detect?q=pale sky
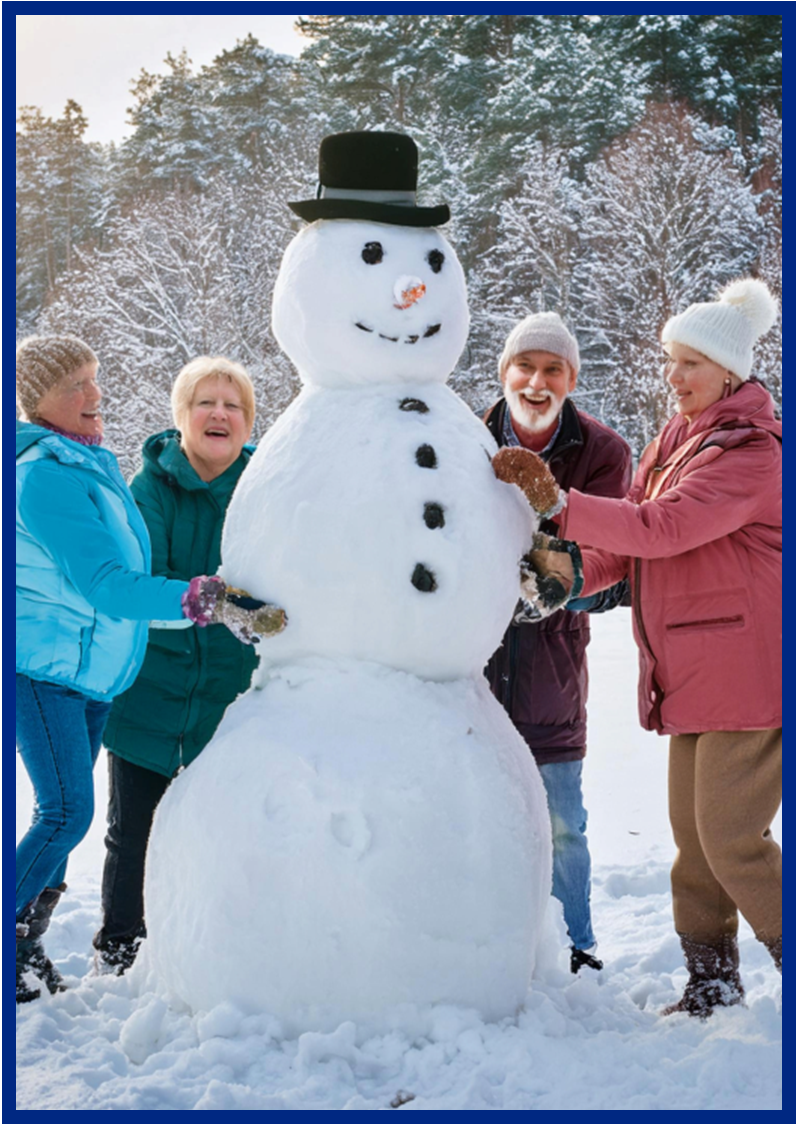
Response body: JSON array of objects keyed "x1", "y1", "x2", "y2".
[{"x1": 16, "y1": 14, "x2": 305, "y2": 144}]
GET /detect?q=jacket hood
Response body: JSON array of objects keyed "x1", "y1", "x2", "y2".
[
  {"x1": 16, "y1": 418, "x2": 57, "y2": 457},
  {"x1": 141, "y1": 429, "x2": 254, "y2": 491},
  {"x1": 16, "y1": 419, "x2": 99, "y2": 465},
  {"x1": 685, "y1": 378, "x2": 781, "y2": 440}
]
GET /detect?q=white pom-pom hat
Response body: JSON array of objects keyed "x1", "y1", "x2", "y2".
[{"x1": 661, "y1": 278, "x2": 779, "y2": 380}]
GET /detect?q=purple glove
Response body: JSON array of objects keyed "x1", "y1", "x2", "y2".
[
  {"x1": 182, "y1": 575, "x2": 225, "y2": 627},
  {"x1": 182, "y1": 576, "x2": 287, "y2": 645}
]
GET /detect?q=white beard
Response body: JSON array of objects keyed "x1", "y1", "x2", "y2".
[{"x1": 504, "y1": 386, "x2": 565, "y2": 435}]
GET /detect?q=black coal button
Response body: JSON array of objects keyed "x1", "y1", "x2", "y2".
[
  {"x1": 411, "y1": 564, "x2": 437, "y2": 592},
  {"x1": 423, "y1": 502, "x2": 445, "y2": 529},
  {"x1": 415, "y1": 444, "x2": 437, "y2": 469}
]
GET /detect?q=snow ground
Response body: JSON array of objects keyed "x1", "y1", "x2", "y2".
[{"x1": 15, "y1": 610, "x2": 782, "y2": 1113}]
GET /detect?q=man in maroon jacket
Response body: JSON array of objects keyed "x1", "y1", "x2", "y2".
[{"x1": 485, "y1": 312, "x2": 632, "y2": 973}]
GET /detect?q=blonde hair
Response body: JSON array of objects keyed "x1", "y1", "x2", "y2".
[
  {"x1": 16, "y1": 335, "x2": 97, "y2": 420},
  {"x1": 171, "y1": 356, "x2": 255, "y2": 431}
]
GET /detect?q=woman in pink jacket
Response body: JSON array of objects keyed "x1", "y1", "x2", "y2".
[{"x1": 507, "y1": 278, "x2": 781, "y2": 1018}]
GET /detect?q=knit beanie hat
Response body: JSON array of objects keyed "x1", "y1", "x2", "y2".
[
  {"x1": 16, "y1": 336, "x2": 97, "y2": 420},
  {"x1": 661, "y1": 278, "x2": 778, "y2": 381},
  {"x1": 498, "y1": 312, "x2": 580, "y2": 378}
]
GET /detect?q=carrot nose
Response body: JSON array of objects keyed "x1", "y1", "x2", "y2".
[{"x1": 394, "y1": 275, "x2": 426, "y2": 309}]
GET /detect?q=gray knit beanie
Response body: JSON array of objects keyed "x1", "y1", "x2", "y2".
[
  {"x1": 661, "y1": 278, "x2": 778, "y2": 380},
  {"x1": 16, "y1": 336, "x2": 98, "y2": 420},
  {"x1": 498, "y1": 312, "x2": 580, "y2": 378}
]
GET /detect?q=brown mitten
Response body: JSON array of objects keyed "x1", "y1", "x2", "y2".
[{"x1": 493, "y1": 447, "x2": 565, "y2": 518}]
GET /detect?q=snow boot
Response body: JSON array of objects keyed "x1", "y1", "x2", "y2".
[
  {"x1": 662, "y1": 933, "x2": 744, "y2": 1019},
  {"x1": 92, "y1": 934, "x2": 143, "y2": 977},
  {"x1": 761, "y1": 934, "x2": 782, "y2": 974},
  {"x1": 16, "y1": 883, "x2": 67, "y2": 1003},
  {"x1": 570, "y1": 946, "x2": 603, "y2": 974}
]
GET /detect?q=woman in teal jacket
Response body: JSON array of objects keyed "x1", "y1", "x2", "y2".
[
  {"x1": 93, "y1": 356, "x2": 262, "y2": 974},
  {"x1": 15, "y1": 338, "x2": 279, "y2": 1003}
]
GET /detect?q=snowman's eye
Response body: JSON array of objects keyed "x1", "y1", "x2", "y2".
[
  {"x1": 362, "y1": 242, "x2": 384, "y2": 265},
  {"x1": 427, "y1": 249, "x2": 445, "y2": 274}
]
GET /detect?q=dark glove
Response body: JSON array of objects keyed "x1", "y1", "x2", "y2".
[
  {"x1": 493, "y1": 447, "x2": 566, "y2": 519},
  {"x1": 182, "y1": 576, "x2": 287, "y2": 645},
  {"x1": 519, "y1": 533, "x2": 584, "y2": 617}
]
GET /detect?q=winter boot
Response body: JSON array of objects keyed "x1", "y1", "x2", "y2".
[
  {"x1": 570, "y1": 946, "x2": 604, "y2": 974},
  {"x1": 662, "y1": 933, "x2": 744, "y2": 1019},
  {"x1": 761, "y1": 934, "x2": 782, "y2": 974},
  {"x1": 92, "y1": 934, "x2": 143, "y2": 977},
  {"x1": 15, "y1": 883, "x2": 67, "y2": 1003}
]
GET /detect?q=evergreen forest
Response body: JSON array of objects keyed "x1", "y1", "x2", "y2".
[{"x1": 16, "y1": 14, "x2": 782, "y2": 472}]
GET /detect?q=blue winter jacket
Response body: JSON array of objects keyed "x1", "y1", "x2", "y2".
[{"x1": 16, "y1": 421, "x2": 189, "y2": 701}]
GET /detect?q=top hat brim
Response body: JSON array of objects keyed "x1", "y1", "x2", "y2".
[{"x1": 288, "y1": 198, "x2": 450, "y2": 227}]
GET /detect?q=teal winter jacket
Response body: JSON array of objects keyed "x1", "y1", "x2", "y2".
[
  {"x1": 103, "y1": 430, "x2": 258, "y2": 777},
  {"x1": 16, "y1": 421, "x2": 188, "y2": 701}
]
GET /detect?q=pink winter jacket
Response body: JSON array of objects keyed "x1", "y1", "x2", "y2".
[{"x1": 559, "y1": 381, "x2": 782, "y2": 735}]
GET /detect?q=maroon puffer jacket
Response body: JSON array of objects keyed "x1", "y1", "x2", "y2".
[{"x1": 484, "y1": 399, "x2": 632, "y2": 763}]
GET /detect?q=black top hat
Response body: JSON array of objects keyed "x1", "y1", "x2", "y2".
[{"x1": 288, "y1": 132, "x2": 450, "y2": 227}]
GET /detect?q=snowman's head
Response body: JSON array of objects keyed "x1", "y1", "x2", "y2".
[{"x1": 272, "y1": 220, "x2": 469, "y2": 388}]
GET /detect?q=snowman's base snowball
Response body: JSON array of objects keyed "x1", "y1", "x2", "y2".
[{"x1": 143, "y1": 659, "x2": 552, "y2": 1037}]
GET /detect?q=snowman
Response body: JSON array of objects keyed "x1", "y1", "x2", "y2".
[{"x1": 142, "y1": 133, "x2": 553, "y2": 1036}]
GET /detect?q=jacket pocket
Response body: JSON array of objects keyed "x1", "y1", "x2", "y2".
[
  {"x1": 666, "y1": 614, "x2": 744, "y2": 633},
  {"x1": 663, "y1": 587, "x2": 750, "y2": 636}
]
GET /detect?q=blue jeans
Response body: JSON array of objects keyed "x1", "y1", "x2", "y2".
[
  {"x1": 16, "y1": 674, "x2": 111, "y2": 920},
  {"x1": 538, "y1": 760, "x2": 596, "y2": 950}
]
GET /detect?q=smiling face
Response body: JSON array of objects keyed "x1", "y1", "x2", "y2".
[
  {"x1": 502, "y1": 350, "x2": 576, "y2": 438},
  {"x1": 35, "y1": 361, "x2": 103, "y2": 439},
  {"x1": 272, "y1": 220, "x2": 469, "y2": 387},
  {"x1": 180, "y1": 375, "x2": 252, "y2": 481},
  {"x1": 664, "y1": 341, "x2": 739, "y2": 422}
]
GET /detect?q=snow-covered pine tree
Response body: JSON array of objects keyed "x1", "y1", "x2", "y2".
[
  {"x1": 119, "y1": 50, "x2": 222, "y2": 196},
  {"x1": 604, "y1": 14, "x2": 782, "y2": 156},
  {"x1": 16, "y1": 102, "x2": 109, "y2": 328}
]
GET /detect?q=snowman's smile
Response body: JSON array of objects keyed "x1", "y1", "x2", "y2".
[{"x1": 355, "y1": 321, "x2": 441, "y2": 345}]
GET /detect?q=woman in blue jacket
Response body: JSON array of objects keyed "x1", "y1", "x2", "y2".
[{"x1": 15, "y1": 336, "x2": 284, "y2": 1003}]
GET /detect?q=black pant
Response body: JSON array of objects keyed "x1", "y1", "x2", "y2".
[{"x1": 93, "y1": 753, "x2": 171, "y2": 950}]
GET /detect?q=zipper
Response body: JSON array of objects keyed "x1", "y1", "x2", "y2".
[
  {"x1": 508, "y1": 624, "x2": 526, "y2": 717},
  {"x1": 633, "y1": 558, "x2": 664, "y2": 724},
  {"x1": 178, "y1": 629, "x2": 202, "y2": 769}
]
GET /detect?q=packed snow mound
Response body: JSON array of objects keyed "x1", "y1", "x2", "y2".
[
  {"x1": 719, "y1": 277, "x2": 779, "y2": 334},
  {"x1": 220, "y1": 381, "x2": 534, "y2": 680},
  {"x1": 271, "y1": 220, "x2": 469, "y2": 388},
  {"x1": 142, "y1": 661, "x2": 552, "y2": 1036}
]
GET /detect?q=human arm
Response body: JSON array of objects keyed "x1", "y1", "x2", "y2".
[
  {"x1": 19, "y1": 461, "x2": 187, "y2": 621},
  {"x1": 567, "y1": 576, "x2": 630, "y2": 614},
  {"x1": 518, "y1": 534, "x2": 584, "y2": 616},
  {"x1": 560, "y1": 440, "x2": 780, "y2": 560},
  {"x1": 20, "y1": 461, "x2": 286, "y2": 641}
]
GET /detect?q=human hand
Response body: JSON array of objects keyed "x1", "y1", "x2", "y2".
[
  {"x1": 492, "y1": 447, "x2": 565, "y2": 519},
  {"x1": 182, "y1": 576, "x2": 287, "y2": 644},
  {"x1": 519, "y1": 533, "x2": 583, "y2": 617}
]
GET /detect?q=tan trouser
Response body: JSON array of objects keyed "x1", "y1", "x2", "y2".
[{"x1": 668, "y1": 729, "x2": 782, "y2": 942}]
